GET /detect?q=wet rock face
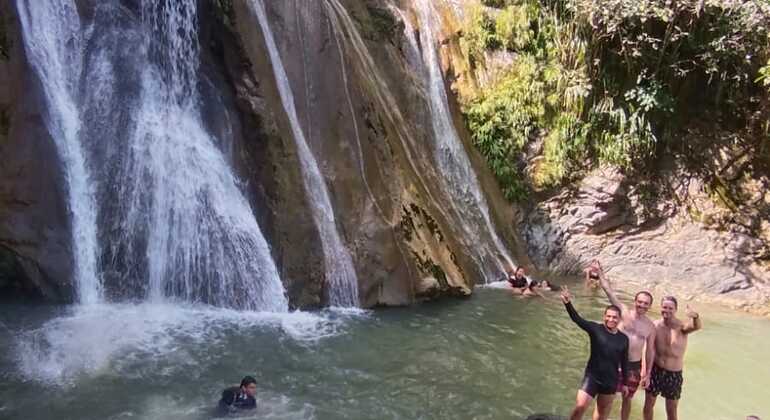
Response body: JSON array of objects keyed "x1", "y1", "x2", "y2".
[
  {"x1": 522, "y1": 166, "x2": 770, "y2": 315},
  {"x1": 0, "y1": 2, "x2": 74, "y2": 302},
  {"x1": 230, "y1": 0, "x2": 507, "y2": 307},
  {"x1": 1, "y1": 0, "x2": 521, "y2": 308}
]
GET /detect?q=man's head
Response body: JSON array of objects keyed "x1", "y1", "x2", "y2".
[
  {"x1": 240, "y1": 376, "x2": 257, "y2": 397},
  {"x1": 661, "y1": 295, "x2": 678, "y2": 320},
  {"x1": 604, "y1": 305, "x2": 622, "y2": 330},
  {"x1": 634, "y1": 291, "x2": 653, "y2": 315},
  {"x1": 515, "y1": 266, "x2": 526, "y2": 278}
]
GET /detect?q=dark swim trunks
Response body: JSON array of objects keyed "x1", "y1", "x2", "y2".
[
  {"x1": 647, "y1": 364, "x2": 683, "y2": 400},
  {"x1": 617, "y1": 360, "x2": 642, "y2": 396},
  {"x1": 581, "y1": 375, "x2": 616, "y2": 397}
]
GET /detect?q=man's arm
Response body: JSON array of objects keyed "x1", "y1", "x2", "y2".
[
  {"x1": 564, "y1": 301, "x2": 593, "y2": 332},
  {"x1": 642, "y1": 325, "x2": 656, "y2": 386},
  {"x1": 598, "y1": 270, "x2": 627, "y2": 313},
  {"x1": 682, "y1": 305, "x2": 702, "y2": 334},
  {"x1": 619, "y1": 338, "x2": 630, "y2": 397},
  {"x1": 560, "y1": 286, "x2": 591, "y2": 331}
]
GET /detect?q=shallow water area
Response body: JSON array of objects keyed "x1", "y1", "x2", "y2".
[{"x1": 1, "y1": 287, "x2": 768, "y2": 420}]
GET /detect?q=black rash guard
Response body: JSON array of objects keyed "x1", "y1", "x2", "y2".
[
  {"x1": 218, "y1": 386, "x2": 256, "y2": 415},
  {"x1": 565, "y1": 302, "x2": 629, "y2": 387}
]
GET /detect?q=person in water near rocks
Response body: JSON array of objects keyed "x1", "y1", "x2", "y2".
[
  {"x1": 218, "y1": 376, "x2": 257, "y2": 415},
  {"x1": 561, "y1": 286, "x2": 629, "y2": 420},
  {"x1": 584, "y1": 260, "x2": 601, "y2": 289},
  {"x1": 643, "y1": 296, "x2": 701, "y2": 420},
  {"x1": 508, "y1": 266, "x2": 536, "y2": 296},
  {"x1": 595, "y1": 265, "x2": 656, "y2": 420}
]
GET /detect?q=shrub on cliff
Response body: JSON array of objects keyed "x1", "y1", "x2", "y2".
[{"x1": 458, "y1": 0, "x2": 770, "y2": 200}]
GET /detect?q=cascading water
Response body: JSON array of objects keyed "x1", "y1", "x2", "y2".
[
  {"x1": 250, "y1": 0, "x2": 360, "y2": 307},
  {"x1": 411, "y1": 0, "x2": 515, "y2": 279},
  {"x1": 109, "y1": 0, "x2": 288, "y2": 311},
  {"x1": 16, "y1": 0, "x2": 102, "y2": 304},
  {"x1": 17, "y1": 0, "x2": 287, "y2": 311},
  {"x1": 324, "y1": 0, "x2": 514, "y2": 283}
]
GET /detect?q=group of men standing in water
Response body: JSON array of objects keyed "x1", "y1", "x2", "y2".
[{"x1": 508, "y1": 261, "x2": 703, "y2": 420}]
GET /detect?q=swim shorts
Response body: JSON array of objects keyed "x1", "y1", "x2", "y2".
[
  {"x1": 581, "y1": 375, "x2": 616, "y2": 397},
  {"x1": 647, "y1": 364, "x2": 683, "y2": 400},
  {"x1": 617, "y1": 360, "x2": 642, "y2": 397}
]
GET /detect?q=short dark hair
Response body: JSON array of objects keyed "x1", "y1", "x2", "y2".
[
  {"x1": 240, "y1": 376, "x2": 257, "y2": 388},
  {"x1": 662, "y1": 295, "x2": 678, "y2": 308},
  {"x1": 635, "y1": 291, "x2": 653, "y2": 303},
  {"x1": 605, "y1": 305, "x2": 622, "y2": 316}
]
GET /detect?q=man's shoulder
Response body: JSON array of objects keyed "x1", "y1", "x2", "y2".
[{"x1": 221, "y1": 386, "x2": 239, "y2": 397}]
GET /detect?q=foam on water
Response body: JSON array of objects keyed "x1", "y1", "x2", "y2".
[
  {"x1": 479, "y1": 280, "x2": 513, "y2": 290},
  {"x1": 14, "y1": 304, "x2": 347, "y2": 385}
]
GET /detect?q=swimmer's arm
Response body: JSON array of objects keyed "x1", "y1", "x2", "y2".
[
  {"x1": 564, "y1": 301, "x2": 592, "y2": 331},
  {"x1": 598, "y1": 272, "x2": 626, "y2": 313}
]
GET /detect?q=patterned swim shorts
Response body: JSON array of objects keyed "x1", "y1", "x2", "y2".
[
  {"x1": 617, "y1": 360, "x2": 642, "y2": 397},
  {"x1": 647, "y1": 364, "x2": 684, "y2": 400}
]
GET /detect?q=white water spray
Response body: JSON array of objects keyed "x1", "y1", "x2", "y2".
[{"x1": 16, "y1": 0, "x2": 102, "y2": 304}]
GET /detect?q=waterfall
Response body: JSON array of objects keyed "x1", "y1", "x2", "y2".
[
  {"x1": 16, "y1": 0, "x2": 102, "y2": 304},
  {"x1": 251, "y1": 0, "x2": 360, "y2": 307},
  {"x1": 410, "y1": 0, "x2": 514, "y2": 280},
  {"x1": 17, "y1": 0, "x2": 287, "y2": 311},
  {"x1": 114, "y1": 0, "x2": 287, "y2": 310},
  {"x1": 325, "y1": 0, "x2": 514, "y2": 282}
]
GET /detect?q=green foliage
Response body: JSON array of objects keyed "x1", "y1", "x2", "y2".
[
  {"x1": 465, "y1": 55, "x2": 546, "y2": 200},
  {"x1": 759, "y1": 60, "x2": 770, "y2": 92},
  {"x1": 458, "y1": 0, "x2": 770, "y2": 201},
  {"x1": 494, "y1": 4, "x2": 537, "y2": 51},
  {"x1": 459, "y1": 4, "x2": 500, "y2": 68}
]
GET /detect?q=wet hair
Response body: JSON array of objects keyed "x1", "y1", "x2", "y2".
[
  {"x1": 635, "y1": 291, "x2": 654, "y2": 304},
  {"x1": 240, "y1": 376, "x2": 257, "y2": 388},
  {"x1": 605, "y1": 305, "x2": 622, "y2": 316},
  {"x1": 662, "y1": 295, "x2": 678, "y2": 308},
  {"x1": 746, "y1": 416, "x2": 761, "y2": 420}
]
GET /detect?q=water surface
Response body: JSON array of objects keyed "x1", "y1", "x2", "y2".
[{"x1": 1, "y1": 285, "x2": 767, "y2": 419}]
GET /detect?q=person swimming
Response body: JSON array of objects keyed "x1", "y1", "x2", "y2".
[
  {"x1": 217, "y1": 376, "x2": 257, "y2": 415},
  {"x1": 508, "y1": 266, "x2": 537, "y2": 296}
]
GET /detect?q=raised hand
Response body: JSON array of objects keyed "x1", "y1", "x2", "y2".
[
  {"x1": 685, "y1": 304, "x2": 699, "y2": 319},
  {"x1": 560, "y1": 285, "x2": 572, "y2": 304}
]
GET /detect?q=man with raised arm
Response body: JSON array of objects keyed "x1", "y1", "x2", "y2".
[
  {"x1": 643, "y1": 296, "x2": 702, "y2": 420},
  {"x1": 594, "y1": 264, "x2": 656, "y2": 420},
  {"x1": 561, "y1": 286, "x2": 629, "y2": 420}
]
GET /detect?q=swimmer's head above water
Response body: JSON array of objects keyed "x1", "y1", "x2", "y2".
[{"x1": 240, "y1": 376, "x2": 257, "y2": 397}]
